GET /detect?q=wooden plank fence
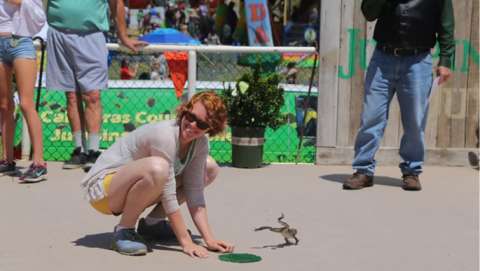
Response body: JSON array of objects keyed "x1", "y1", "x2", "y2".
[{"x1": 317, "y1": 0, "x2": 479, "y2": 166}]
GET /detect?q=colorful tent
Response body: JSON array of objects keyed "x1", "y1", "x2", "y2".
[{"x1": 139, "y1": 28, "x2": 201, "y2": 45}]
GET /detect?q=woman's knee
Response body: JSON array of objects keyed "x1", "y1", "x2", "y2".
[
  {"x1": 143, "y1": 157, "x2": 170, "y2": 186},
  {"x1": 0, "y1": 98, "x2": 13, "y2": 113},
  {"x1": 0, "y1": 89, "x2": 13, "y2": 111},
  {"x1": 205, "y1": 156, "x2": 219, "y2": 186},
  {"x1": 18, "y1": 99, "x2": 35, "y2": 114}
]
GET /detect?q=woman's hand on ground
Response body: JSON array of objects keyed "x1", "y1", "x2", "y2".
[
  {"x1": 182, "y1": 242, "x2": 209, "y2": 258},
  {"x1": 205, "y1": 239, "x2": 235, "y2": 253}
]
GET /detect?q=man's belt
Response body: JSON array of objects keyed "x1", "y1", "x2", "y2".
[{"x1": 377, "y1": 45, "x2": 430, "y2": 56}]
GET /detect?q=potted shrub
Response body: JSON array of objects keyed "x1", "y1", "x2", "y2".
[{"x1": 222, "y1": 63, "x2": 285, "y2": 168}]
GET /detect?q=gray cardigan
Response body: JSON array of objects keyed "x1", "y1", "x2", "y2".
[{"x1": 81, "y1": 120, "x2": 207, "y2": 214}]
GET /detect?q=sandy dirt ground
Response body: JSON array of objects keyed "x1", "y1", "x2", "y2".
[{"x1": 0, "y1": 161, "x2": 478, "y2": 271}]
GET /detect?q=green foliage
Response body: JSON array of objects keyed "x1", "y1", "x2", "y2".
[{"x1": 222, "y1": 64, "x2": 285, "y2": 129}]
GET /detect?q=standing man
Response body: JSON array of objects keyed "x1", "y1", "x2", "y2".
[
  {"x1": 343, "y1": 0, "x2": 454, "y2": 191},
  {"x1": 45, "y1": 0, "x2": 147, "y2": 170}
]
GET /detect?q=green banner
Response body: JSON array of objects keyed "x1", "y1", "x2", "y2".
[{"x1": 17, "y1": 88, "x2": 316, "y2": 163}]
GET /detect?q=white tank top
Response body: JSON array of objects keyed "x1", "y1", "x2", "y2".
[{"x1": 0, "y1": 1, "x2": 17, "y2": 33}]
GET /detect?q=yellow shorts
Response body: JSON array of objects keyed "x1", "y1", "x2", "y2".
[{"x1": 90, "y1": 173, "x2": 115, "y2": 215}]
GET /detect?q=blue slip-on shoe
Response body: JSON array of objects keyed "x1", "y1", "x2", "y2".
[{"x1": 111, "y1": 228, "x2": 148, "y2": 256}]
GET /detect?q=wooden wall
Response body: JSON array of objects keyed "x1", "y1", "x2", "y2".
[{"x1": 317, "y1": 0, "x2": 479, "y2": 166}]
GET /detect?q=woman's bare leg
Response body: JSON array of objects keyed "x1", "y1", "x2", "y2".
[
  {"x1": 13, "y1": 58, "x2": 44, "y2": 164},
  {"x1": 146, "y1": 156, "x2": 219, "y2": 218},
  {"x1": 106, "y1": 156, "x2": 170, "y2": 228},
  {"x1": 0, "y1": 63, "x2": 14, "y2": 162}
]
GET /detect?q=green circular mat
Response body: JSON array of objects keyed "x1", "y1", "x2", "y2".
[{"x1": 218, "y1": 253, "x2": 262, "y2": 263}]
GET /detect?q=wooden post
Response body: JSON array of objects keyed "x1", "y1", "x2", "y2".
[{"x1": 317, "y1": 0, "x2": 341, "y2": 148}]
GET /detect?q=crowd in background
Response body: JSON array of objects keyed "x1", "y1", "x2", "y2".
[
  {"x1": 112, "y1": 0, "x2": 319, "y2": 81},
  {"x1": 107, "y1": 0, "x2": 320, "y2": 47}
]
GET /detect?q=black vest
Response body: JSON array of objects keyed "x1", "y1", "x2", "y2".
[{"x1": 374, "y1": 0, "x2": 443, "y2": 48}]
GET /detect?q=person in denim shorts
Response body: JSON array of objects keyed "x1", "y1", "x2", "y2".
[{"x1": 0, "y1": 0, "x2": 47, "y2": 182}]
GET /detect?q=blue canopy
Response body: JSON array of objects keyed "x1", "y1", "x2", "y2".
[{"x1": 139, "y1": 28, "x2": 201, "y2": 45}]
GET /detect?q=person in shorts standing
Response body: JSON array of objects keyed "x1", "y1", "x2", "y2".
[
  {"x1": 45, "y1": 0, "x2": 147, "y2": 170},
  {"x1": 0, "y1": 0, "x2": 47, "y2": 182}
]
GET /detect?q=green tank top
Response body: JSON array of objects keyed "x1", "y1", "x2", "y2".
[
  {"x1": 47, "y1": 0, "x2": 109, "y2": 32},
  {"x1": 174, "y1": 139, "x2": 196, "y2": 176}
]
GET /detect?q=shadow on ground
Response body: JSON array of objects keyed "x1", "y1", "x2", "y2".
[
  {"x1": 72, "y1": 232, "x2": 202, "y2": 253},
  {"x1": 73, "y1": 232, "x2": 112, "y2": 250},
  {"x1": 251, "y1": 242, "x2": 297, "y2": 250},
  {"x1": 321, "y1": 174, "x2": 403, "y2": 187},
  {"x1": 0, "y1": 166, "x2": 49, "y2": 184},
  {"x1": 218, "y1": 162, "x2": 272, "y2": 168},
  {"x1": 1, "y1": 166, "x2": 26, "y2": 178}
]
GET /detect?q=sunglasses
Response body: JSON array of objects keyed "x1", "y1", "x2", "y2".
[{"x1": 183, "y1": 111, "x2": 210, "y2": 130}]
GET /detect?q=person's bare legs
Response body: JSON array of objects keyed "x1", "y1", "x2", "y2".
[
  {"x1": 106, "y1": 156, "x2": 170, "y2": 228},
  {"x1": 66, "y1": 90, "x2": 102, "y2": 142},
  {"x1": 0, "y1": 63, "x2": 14, "y2": 162},
  {"x1": 65, "y1": 92, "x2": 82, "y2": 135},
  {"x1": 82, "y1": 90, "x2": 102, "y2": 135},
  {"x1": 146, "y1": 155, "x2": 220, "y2": 218},
  {"x1": 65, "y1": 90, "x2": 102, "y2": 167},
  {"x1": 13, "y1": 58, "x2": 44, "y2": 165},
  {"x1": 66, "y1": 90, "x2": 102, "y2": 138}
]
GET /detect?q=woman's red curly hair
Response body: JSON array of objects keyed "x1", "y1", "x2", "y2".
[{"x1": 176, "y1": 91, "x2": 227, "y2": 137}]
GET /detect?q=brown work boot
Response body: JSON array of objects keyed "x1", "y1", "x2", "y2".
[
  {"x1": 343, "y1": 173, "x2": 374, "y2": 190},
  {"x1": 468, "y1": 151, "x2": 479, "y2": 169},
  {"x1": 402, "y1": 175, "x2": 422, "y2": 191}
]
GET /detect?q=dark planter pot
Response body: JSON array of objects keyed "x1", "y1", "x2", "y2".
[{"x1": 231, "y1": 126, "x2": 265, "y2": 168}]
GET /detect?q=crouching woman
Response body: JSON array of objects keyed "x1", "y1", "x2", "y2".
[{"x1": 81, "y1": 91, "x2": 234, "y2": 257}]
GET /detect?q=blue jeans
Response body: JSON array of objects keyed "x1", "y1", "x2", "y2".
[{"x1": 352, "y1": 48, "x2": 434, "y2": 176}]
